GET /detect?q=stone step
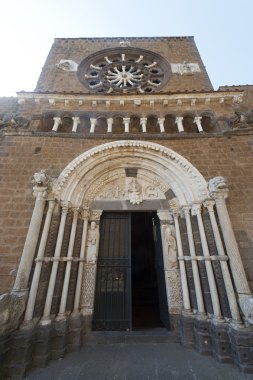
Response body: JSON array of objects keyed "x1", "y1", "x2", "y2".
[{"x1": 84, "y1": 328, "x2": 180, "y2": 344}]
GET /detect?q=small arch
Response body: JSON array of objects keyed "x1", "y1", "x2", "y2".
[
  {"x1": 113, "y1": 116, "x2": 124, "y2": 134},
  {"x1": 164, "y1": 114, "x2": 177, "y2": 133},
  {"x1": 78, "y1": 117, "x2": 91, "y2": 134},
  {"x1": 147, "y1": 115, "x2": 159, "y2": 134},
  {"x1": 38, "y1": 116, "x2": 54, "y2": 132},
  {"x1": 130, "y1": 116, "x2": 141, "y2": 134},
  {"x1": 200, "y1": 113, "x2": 215, "y2": 133},
  {"x1": 95, "y1": 116, "x2": 107, "y2": 134},
  {"x1": 183, "y1": 114, "x2": 198, "y2": 133},
  {"x1": 61, "y1": 115, "x2": 73, "y2": 133}
]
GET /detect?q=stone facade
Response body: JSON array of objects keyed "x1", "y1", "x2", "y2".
[{"x1": 0, "y1": 37, "x2": 253, "y2": 377}]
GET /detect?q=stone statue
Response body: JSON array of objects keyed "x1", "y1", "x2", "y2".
[
  {"x1": 164, "y1": 226, "x2": 178, "y2": 269},
  {"x1": 86, "y1": 222, "x2": 99, "y2": 263},
  {"x1": 0, "y1": 114, "x2": 30, "y2": 129},
  {"x1": 228, "y1": 111, "x2": 248, "y2": 129}
]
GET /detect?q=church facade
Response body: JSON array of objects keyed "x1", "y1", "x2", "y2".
[{"x1": 1, "y1": 37, "x2": 253, "y2": 377}]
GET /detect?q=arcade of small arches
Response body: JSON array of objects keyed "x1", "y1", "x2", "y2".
[{"x1": 38, "y1": 112, "x2": 216, "y2": 134}]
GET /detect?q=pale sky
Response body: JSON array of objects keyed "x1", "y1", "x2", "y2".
[{"x1": 0, "y1": 0, "x2": 252, "y2": 96}]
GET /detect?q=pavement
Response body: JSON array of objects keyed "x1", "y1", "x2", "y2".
[{"x1": 25, "y1": 341, "x2": 252, "y2": 380}]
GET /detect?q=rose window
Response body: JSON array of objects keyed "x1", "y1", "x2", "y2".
[{"x1": 77, "y1": 48, "x2": 170, "y2": 94}]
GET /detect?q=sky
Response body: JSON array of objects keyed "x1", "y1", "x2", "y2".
[{"x1": 0, "y1": 0, "x2": 252, "y2": 97}]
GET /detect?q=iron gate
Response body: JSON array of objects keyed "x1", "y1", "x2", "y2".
[{"x1": 92, "y1": 213, "x2": 131, "y2": 330}]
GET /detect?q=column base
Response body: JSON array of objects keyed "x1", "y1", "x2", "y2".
[
  {"x1": 229, "y1": 325, "x2": 253, "y2": 373},
  {"x1": 211, "y1": 321, "x2": 232, "y2": 363},
  {"x1": 68, "y1": 313, "x2": 84, "y2": 352},
  {"x1": 194, "y1": 318, "x2": 212, "y2": 355},
  {"x1": 179, "y1": 313, "x2": 195, "y2": 348},
  {"x1": 50, "y1": 318, "x2": 68, "y2": 360},
  {"x1": 32, "y1": 323, "x2": 52, "y2": 368}
]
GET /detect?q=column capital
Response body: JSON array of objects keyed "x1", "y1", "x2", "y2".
[
  {"x1": 181, "y1": 205, "x2": 191, "y2": 216},
  {"x1": 194, "y1": 116, "x2": 202, "y2": 122},
  {"x1": 203, "y1": 199, "x2": 215, "y2": 211},
  {"x1": 81, "y1": 208, "x2": 90, "y2": 220},
  {"x1": 61, "y1": 201, "x2": 70, "y2": 213},
  {"x1": 71, "y1": 207, "x2": 80, "y2": 216},
  {"x1": 157, "y1": 210, "x2": 173, "y2": 224},
  {"x1": 106, "y1": 117, "x2": 113, "y2": 122},
  {"x1": 191, "y1": 202, "x2": 202, "y2": 215},
  {"x1": 123, "y1": 117, "x2": 130, "y2": 122},
  {"x1": 90, "y1": 209, "x2": 103, "y2": 222},
  {"x1": 53, "y1": 116, "x2": 62, "y2": 122},
  {"x1": 140, "y1": 117, "x2": 147, "y2": 124},
  {"x1": 208, "y1": 176, "x2": 229, "y2": 199},
  {"x1": 32, "y1": 170, "x2": 52, "y2": 198},
  {"x1": 158, "y1": 117, "x2": 165, "y2": 123},
  {"x1": 72, "y1": 116, "x2": 80, "y2": 121},
  {"x1": 175, "y1": 116, "x2": 183, "y2": 122}
]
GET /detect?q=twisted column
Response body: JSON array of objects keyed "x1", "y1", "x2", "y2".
[{"x1": 191, "y1": 203, "x2": 222, "y2": 320}]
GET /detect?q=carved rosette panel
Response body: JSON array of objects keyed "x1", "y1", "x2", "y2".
[
  {"x1": 77, "y1": 47, "x2": 170, "y2": 94},
  {"x1": 80, "y1": 264, "x2": 97, "y2": 314}
]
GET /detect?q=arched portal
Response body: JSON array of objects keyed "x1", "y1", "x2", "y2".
[{"x1": 17, "y1": 140, "x2": 252, "y2": 361}]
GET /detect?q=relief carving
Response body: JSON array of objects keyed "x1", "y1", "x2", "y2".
[
  {"x1": 166, "y1": 271, "x2": 183, "y2": 314},
  {"x1": 86, "y1": 222, "x2": 99, "y2": 263},
  {"x1": 0, "y1": 293, "x2": 26, "y2": 335},
  {"x1": 80, "y1": 264, "x2": 97, "y2": 310},
  {"x1": 164, "y1": 226, "x2": 178, "y2": 269}
]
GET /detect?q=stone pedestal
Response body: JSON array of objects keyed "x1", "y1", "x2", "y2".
[
  {"x1": 229, "y1": 326, "x2": 253, "y2": 373},
  {"x1": 4, "y1": 327, "x2": 35, "y2": 379},
  {"x1": 67, "y1": 313, "x2": 83, "y2": 352},
  {"x1": 194, "y1": 318, "x2": 212, "y2": 355},
  {"x1": 51, "y1": 319, "x2": 68, "y2": 360},
  {"x1": 32, "y1": 324, "x2": 52, "y2": 368},
  {"x1": 179, "y1": 313, "x2": 195, "y2": 348},
  {"x1": 211, "y1": 322, "x2": 232, "y2": 363},
  {"x1": 0, "y1": 333, "x2": 10, "y2": 376}
]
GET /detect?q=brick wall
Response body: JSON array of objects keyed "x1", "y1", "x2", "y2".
[{"x1": 0, "y1": 133, "x2": 253, "y2": 293}]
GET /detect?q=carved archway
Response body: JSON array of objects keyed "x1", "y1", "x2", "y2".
[{"x1": 53, "y1": 140, "x2": 209, "y2": 207}]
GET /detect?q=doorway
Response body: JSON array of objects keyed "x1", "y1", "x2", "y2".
[{"x1": 92, "y1": 212, "x2": 169, "y2": 331}]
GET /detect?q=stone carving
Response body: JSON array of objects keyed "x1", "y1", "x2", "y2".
[
  {"x1": 80, "y1": 264, "x2": 96, "y2": 310},
  {"x1": 53, "y1": 140, "x2": 209, "y2": 201},
  {"x1": 228, "y1": 111, "x2": 249, "y2": 129},
  {"x1": 86, "y1": 222, "x2": 99, "y2": 263},
  {"x1": 119, "y1": 40, "x2": 131, "y2": 47},
  {"x1": 0, "y1": 114, "x2": 30, "y2": 129},
  {"x1": 164, "y1": 226, "x2": 178, "y2": 269},
  {"x1": 127, "y1": 178, "x2": 143, "y2": 205},
  {"x1": 56, "y1": 59, "x2": 78, "y2": 72},
  {"x1": 32, "y1": 169, "x2": 49, "y2": 187},
  {"x1": 208, "y1": 176, "x2": 228, "y2": 194},
  {"x1": 165, "y1": 271, "x2": 183, "y2": 314},
  {"x1": 0, "y1": 292, "x2": 26, "y2": 335},
  {"x1": 171, "y1": 62, "x2": 201, "y2": 75},
  {"x1": 239, "y1": 296, "x2": 253, "y2": 325}
]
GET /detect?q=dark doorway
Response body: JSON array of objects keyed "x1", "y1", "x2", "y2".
[
  {"x1": 92, "y1": 212, "x2": 169, "y2": 331},
  {"x1": 131, "y1": 212, "x2": 164, "y2": 330}
]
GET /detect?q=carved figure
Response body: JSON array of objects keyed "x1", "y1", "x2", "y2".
[
  {"x1": 0, "y1": 114, "x2": 30, "y2": 129},
  {"x1": 229, "y1": 111, "x2": 248, "y2": 129},
  {"x1": 127, "y1": 178, "x2": 143, "y2": 205},
  {"x1": 86, "y1": 222, "x2": 99, "y2": 263},
  {"x1": 32, "y1": 169, "x2": 48, "y2": 187},
  {"x1": 164, "y1": 226, "x2": 178, "y2": 269},
  {"x1": 56, "y1": 59, "x2": 78, "y2": 72},
  {"x1": 208, "y1": 176, "x2": 228, "y2": 193}
]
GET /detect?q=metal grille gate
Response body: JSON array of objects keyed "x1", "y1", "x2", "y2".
[{"x1": 92, "y1": 213, "x2": 131, "y2": 330}]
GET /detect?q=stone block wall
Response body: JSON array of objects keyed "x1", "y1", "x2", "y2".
[{"x1": 0, "y1": 131, "x2": 253, "y2": 294}]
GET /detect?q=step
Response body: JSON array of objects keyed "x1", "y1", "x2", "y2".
[{"x1": 84, "y1": 328, "x2": 180, "y2": 344}]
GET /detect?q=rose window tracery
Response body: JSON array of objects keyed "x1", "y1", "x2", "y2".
[{"x1": 77, "y1": 48, "x2": 170, "y2": 94}]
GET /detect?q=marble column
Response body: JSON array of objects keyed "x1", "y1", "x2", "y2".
[
  {"x1": 72, "y1": 117, "x2": 80, "y2": 132},
  {"x1": 172, "y1": 209, "x2": 191, "y2": 313},
  {"x1": 106, "y1": 117, "x2": 113, "y2": 133},
  {"x1": 90, "y1": 118, "x2": 97, "y2": 133},
  {"x1": 140, "y1": 117, "x2": 147, "y2": 133},
  {"x1": 40, "y1": 202, "x2": 69, "y2": 324},
  {"x1": 12, "y1": 171, "x2": 49, "y2": 295},
  {"x1": 57, "y1": 207, "x2": 79, "y2": 318},
  {"x1": 191, "y1": 203, "x2": 222, "y2": 320},
  {"x1": 123, "y1": 117, "x2": 130, "y2": 133},
  {"x1": 175, "y1": 116, "x2": 184, "y2": 133},
  {"x1": 72, "y1": 210, "x2": 89, "y2": 315},
  {"x1": 24, "y1": 199, "x2": 55, "y2": 321},
  {"x1": 208, "y1": 177, "x2": 252, "y2": 322},
  {"x1": 182, "y1": 206, "x2": 205, "y2": 315},
  {"x1": 52, "y1": 117, "x2": 62, "y2": 132},
  {"x1": 194, "y1": 116, "x2": 203, "y2": 133},
  {"x1": 204, "y1": 199, "x2": 242, "y2": 325},
  {"x1": 158, "y1": 117, "x2": 165, "y2": 133}
]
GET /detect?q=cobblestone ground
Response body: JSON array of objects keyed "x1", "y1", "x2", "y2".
[{"x1": 25, "y1": 342, "x2": 252, "y2": 380}]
